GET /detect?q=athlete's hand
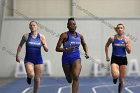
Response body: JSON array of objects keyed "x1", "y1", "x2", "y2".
[
  {"x1": 16, "y1": 56, "x2": 20, "y2": 63},
  {"x1": 85, "y1": 53, "x2": 89, "y2": 59},
  {"x1": 106, "y1": 57, "x2": 110, "y2": 62},
  {"x1": 124, "y1": 38, "x2": 129, "y2": 47}
]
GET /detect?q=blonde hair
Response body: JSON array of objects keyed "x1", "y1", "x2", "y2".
[{"x1": 29, "y1": 21, "x2": 39, "y2": 26}]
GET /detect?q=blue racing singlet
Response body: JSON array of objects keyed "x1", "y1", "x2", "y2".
[
  {"x1": 62, "y1": 31, "x2": 81, "y2": 65},
  {"x1": 24, "y1": 33, "x2": 43, "y2": 64},
  {"x1": 112, "y1": 35, "x2": 126, "y2": 57}
]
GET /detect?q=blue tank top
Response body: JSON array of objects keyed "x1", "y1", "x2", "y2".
[
  {"x1": 63, "y1": 32, "x2": 81, "y2": 57},
  {"x1": 26, "y1": 33, "x2": 42, "y2": 56},
  {"x1": 112, "y1": 35, "x2": 126, "y2": 57}
]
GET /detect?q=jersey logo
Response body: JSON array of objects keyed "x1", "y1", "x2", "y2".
[{"x1": 114, "y1": 43, "x2": 125, "y2": 46}]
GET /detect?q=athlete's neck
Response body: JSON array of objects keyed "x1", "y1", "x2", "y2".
[
  {"x1": 31, "y1": 31, "x2": 38, "y2": 38},
  {"x1": 69, "y1": 30, "x2": 76, "y2": 34},
  {"x1": 117, "y1": 34, "x2": 124, "y2": 39}
]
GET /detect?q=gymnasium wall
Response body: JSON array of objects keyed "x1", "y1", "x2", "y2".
[
  {"x1": 0, "y1": 17, "x2": 139, "y2": 77},
  {"x1": 4, "y1": 0, "x2": 140, "y2": 17},
  {"x1": 0, "y1": 0, "x2": 5, "y2": 41},
  {"x1": 76, "y1": 0, "x2": 140, "y2": 17}
]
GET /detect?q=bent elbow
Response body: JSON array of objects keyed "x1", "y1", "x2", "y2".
[
  {"x1": 127, "y1": 50, "x2": 131, "y2": 54},
  {"x1": 55, "y1": 47, "x2": 59, "y2": 52},
  {"x1": 45, "y1": 49, "x2": 48, "y2": 52}
]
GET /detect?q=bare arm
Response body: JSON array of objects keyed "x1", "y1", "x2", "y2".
[
  {"x1": 40, "y1": 34, "x2": 48, "y2": 52},
  {"x1": 55, "y1": 32, "x2": 74, "y2": 52},
  {"x1": 105, "y1": 36, "x2": 114, "y2": 61},
  {"x1": 80, "y1": 34, "x2": 89, "y2": 59},
  {"x1": 125, "y1": 36, "x2": 131, "y2": 54},
  {"x1": 55, "y1": 33, "x2": 67, "y2": 52},
  {"x1": 16, "y1": 34, "x2": 26, "y2": 62}
]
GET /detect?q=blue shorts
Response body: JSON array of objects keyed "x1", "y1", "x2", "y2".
[
  {"x1": 62, "y1": 55, "x2": 81, "y2": 65},
  {"x1": 24, "y1": 54, "x2": 43, "y2": 65}
]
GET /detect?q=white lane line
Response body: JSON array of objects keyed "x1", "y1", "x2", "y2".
[
  {"x1": 92, "y1": 84, "x2": 115, "y2": 93},
  {"x1": 57, "y1": 85, "x2": 71, "y2": 93},
  {"x1": 22, "y1": 83, "x2": 114, "y2": 93},
  {"x1": 21, "y1": 84, "x2": 62, "y2": 93},
  {"x1": 21, "y1": 87, "x2": 32, "y2": 93},
  {"x1": 125, "y1": 85, "x2": 140, "y2": 93},
  {"x1": 57, "y1": 83, "x2": 106, "y2": 93}
]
